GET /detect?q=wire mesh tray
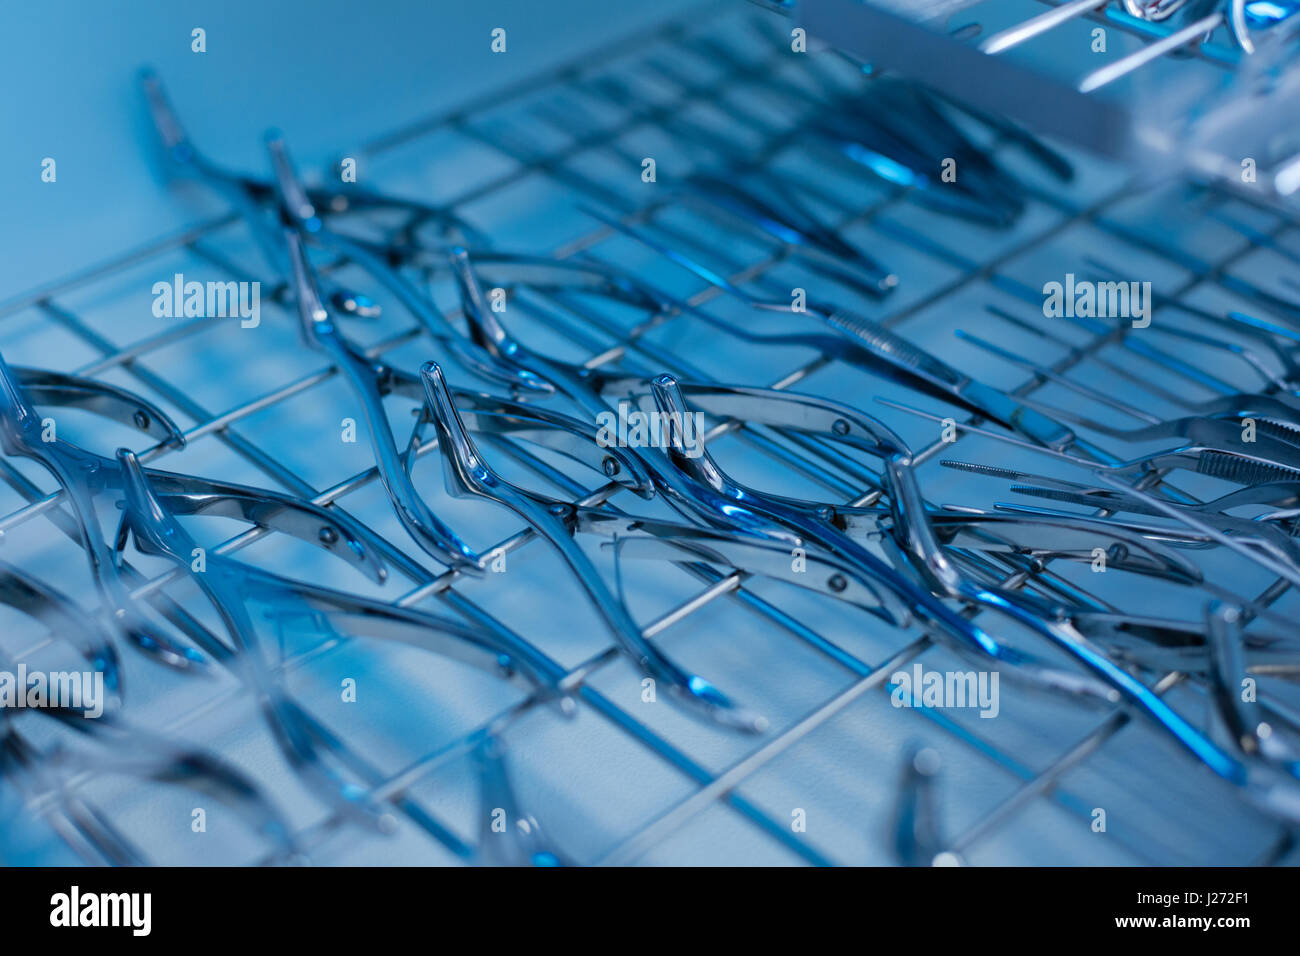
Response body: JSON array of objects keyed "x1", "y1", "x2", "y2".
[{"x1": 3, "y1": 2, "x2": 1300, "y2": 867}]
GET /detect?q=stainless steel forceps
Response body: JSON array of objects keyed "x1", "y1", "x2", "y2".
[
  {"x1": 264, "y1": 133, "x2": 549, "y2": 396},
  {"x1": 647, "y1": 377, "x2": 1300, "y2": 813},
  {"x1": 112, "y1": 446, "x2": 569, "y2": 823},
  {"x1": 283, "y1": 229, "x2": 486, "y2": 573},
  {"x1": 416, "y1": 362, "x2": 767, "y2": 733},
  {"x1": 0, "y1": 351, "x2": 205, "y2": 675},
  {"x1": 587, "y1": 210, "x2": 1093, "y2": 454}
]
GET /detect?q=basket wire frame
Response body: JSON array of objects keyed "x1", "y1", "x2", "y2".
[{"x1": 2, "y1": 1, "x2": 1299, "y2": 867}]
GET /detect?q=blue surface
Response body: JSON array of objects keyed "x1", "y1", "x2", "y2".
[
  {"x1": 3, "y1": 0, "x2": 1300, "y2": 867},
  {"x1": 0, "y1": 0, "x2": 698, "y2": 296}
]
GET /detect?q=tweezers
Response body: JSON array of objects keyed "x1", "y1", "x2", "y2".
[
  {"x1": 885, "y1": 396, "x2": 1300, "y2": 490},
  {"x1": 954, "y1": 326, "x2": 1300, "y2": 469},
  {"x1": 942, "y1": 461, "x2": 1300, "y2": 558}
]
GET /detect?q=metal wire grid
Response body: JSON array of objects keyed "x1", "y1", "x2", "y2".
[{"x1": 2, "y1": 1, "x2": 1299, "y2": 866}]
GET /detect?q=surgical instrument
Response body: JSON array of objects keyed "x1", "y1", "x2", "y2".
[
  {"x1": 417, "y1": 362, "x2": 767, "y2": 733},
  {"x1": 654, "y1": 378, "x2": 1300, "y2": 803},
  {"x1": 587, "y1": 208, "x2": 1108, "y2": 455},
  {"x1": 0, "y1": 350, "x2": 205, "y2": 675},
  {"x1": 140, "y1": 70, "x2": 383, "y2": 320},
  {"x1": 283, "y1": 229, "x2": 486, "y2": 572},
  {"x1": 265, "y1": 133, "x2": 552, "y2": 396}
]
